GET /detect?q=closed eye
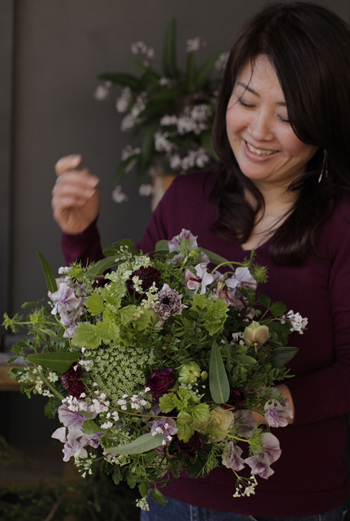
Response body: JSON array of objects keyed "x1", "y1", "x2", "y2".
[{"x1": 238, "y1": 98, "x2": 255, "y2": 109}]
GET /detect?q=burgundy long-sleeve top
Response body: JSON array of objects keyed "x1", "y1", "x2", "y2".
[{"x1": 62, "y1": 171, "x2": 350, "y2": 516}]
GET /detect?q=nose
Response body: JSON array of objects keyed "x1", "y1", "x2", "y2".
[{"x1": 247, "y1": 109, "x2": 274, "y2": 141}]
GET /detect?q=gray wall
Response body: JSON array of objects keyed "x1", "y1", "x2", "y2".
[{"x1": 3, "y1": 0, "x2": 350, "y2": 315}]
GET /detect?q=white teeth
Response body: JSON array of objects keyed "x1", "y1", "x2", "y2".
[{"x1": 246, "y1": 142, "x2": 277, "y2": 156}]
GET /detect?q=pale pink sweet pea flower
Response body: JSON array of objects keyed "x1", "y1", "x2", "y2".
[
  {"x1": 222, "y1": 442, "x2": 245, "y2": 471},
  {"x1": 168, "y1": 229, "x2": 198, "y2": 253},
  {"x1": 245, "y1": 432, "x2": 281, "y2": 479},
  {"x1": 264, "y1": 399, "x2": 293, "y2": 428},
  {"x1": 48, "y1": 282, "x2": 83, "y2": 316},
  {"x1": 52, "y1": 426, "x2": 102, "y2": 462},
  {"x1": 184, "y1": 269, "x2": 202, "y2": 292},
  {"x1": 234, "y1": 410, "x2": 256, "y2": 438}
]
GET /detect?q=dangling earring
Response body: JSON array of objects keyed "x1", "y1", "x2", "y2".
[{"x1": 318, "y1": 150, "x2": 328, "y2": 183}]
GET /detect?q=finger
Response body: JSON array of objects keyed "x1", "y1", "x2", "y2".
[
  {"x1": 55, "y1": 154, "x2": 82, "y2": 176},
  {"x1": 52, "y1": 170, "x2": 99, "y2": 195}
]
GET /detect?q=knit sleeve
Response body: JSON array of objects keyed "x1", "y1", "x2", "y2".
[
  {"x1": 287, "y1": 202, "x2": 350, "y2": 426},
  {"x1": 61, "y1": 217, "x2": 104, "y2": 266}
]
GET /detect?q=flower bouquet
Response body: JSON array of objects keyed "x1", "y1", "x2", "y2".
[
  {"x1": 4, "y1": 230, "x2": 307, "y2": 510},
  {"x1": 94, "y1": 19, "x2": 227, "y2": 201}
]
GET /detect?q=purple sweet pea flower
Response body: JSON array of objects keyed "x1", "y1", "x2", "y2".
[
  {"x1": 222, "y1": 441, "x2": 246, "y2": 471},
  {"x1": 48, "y1": 282, "x2": 83, "y2": 317},
  {"x1": 58, "y1": 404, "x2": 97, "y2": 430},
  {"x1": 264, "y1": 399, "x2": 293, "y2": 428},
  {"x1": 52, "y1": 426, "x2": 102, "y2": 462},
  {"x1": 168, "y1": 229, "x2": 198, "y2": 254},
  {"x1": 145, "y1": 368, "x2": 176, "y2": 399},
  {"x1": 151, "y1": 417, "x2": 178, "y2": 446}
]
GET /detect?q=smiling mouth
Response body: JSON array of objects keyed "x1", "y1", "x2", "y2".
[{"x1": 246, "y1": 142, "x2": 278, "y2": 156}]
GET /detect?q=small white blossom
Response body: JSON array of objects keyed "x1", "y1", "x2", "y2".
[
  {"x1": 112, "y1": 186, "x2": 129, "y2": 204},
  {"x1": 186, "y1": 37, "x2": 206, "y2": 53},
  {"x1": 94, "y1": 82, "x2": 112, "y2": 101},
  {"x1": 139, "y1": 184, "x2": 153, "y2": 196}
]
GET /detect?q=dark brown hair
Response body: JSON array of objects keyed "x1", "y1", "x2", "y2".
[{"x1": 212, "y1": 2, "x2": 350, "y2": 265}]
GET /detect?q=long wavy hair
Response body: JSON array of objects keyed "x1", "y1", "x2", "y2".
[{"x1": 211, "y1": 2, "x2": 350, "y2": 265}]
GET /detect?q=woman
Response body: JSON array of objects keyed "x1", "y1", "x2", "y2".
[{"x1": 52, "y1": 3, "x2": 350, "y2": 519}]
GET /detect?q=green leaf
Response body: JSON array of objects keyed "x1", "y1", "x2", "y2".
[
  {"x1": 204, "y1": 300, "x2": 228, "y2": 336},
  {"x1": 155, "y1": 240, "x2": 169, "y2": 252},
  {"x1": 270, "y1": 302, "x2": 287, "y2": 317},
  {"x1": 37, "y1": 251, "x2": 57, "y2": 294},
  {"x1": 192, "y1": 403, "x2": 210, "y2": 424},
  {"x1": 85, "y1": 257, "x2": 117, "y2": 281},
  {"x1": 113, "y1": 155, "x2": 139, "y2": 187},
  {"x1": 136, "y1": 120, "x2": 160, "y2": 182},
  {"x1": 150, "y1": 487, "x2": 168, "y2": 506},
  {"x1": 82, "y1": 420, "x2": 101, "y2": 435},
  {"x1": 176, "y1": 410, "x2": 195, "y2": 442},
  {"x1": 98, "y1": 72, "x2": 139, "y2": 91},
  {"x1": 162, "y1": 18, "x2": 178, "y2": 78},
  {"x1": 185, "y1": 52, "x2": 196, "y2": 93},
  {"x1": 6, "y1": 355, "x2": 18, "y2": 365},
  {"x1": 112, "y1": 466, "x2": 122, "y2": 486},
  {"x1": 200, "y1": 131, "x2": 219, "y2": 161},
  {"x1": 196, "y1": 51, "x2": 222, "y2": 88},
  {"x1": 40, "y1": 329, "x2": 56, "y2": 338},
  {"x1": 106, "y1": 433, "x2": 163, "y2": 455},
  {"x1": 237, "y1": 354, "x2": 258, "y2": 365},
  {"x1": 72, "y1": 324, "x2": 100, "y2": 350},
  {"x1": 85, "y1": 294, "x2": 104, "y2": 316},
  {"x1": 95, "y1": 321, "x2": 120, "y2": 344},
  {"x1": 209, "y1": 340, "x2": 230, "y2": 404},
  {"x1": 139, "y1": 481, "x2": 149, "y2": 498},
  {"x1": 159, "y1": 393, "x2": 176, "y2": 414},
  {"x1": 201, "y1": 249, "x2": 228, "y2": 266},
  {"x1": 133, "y1": 309, "x2": 157, "y2": 331},
  {"x1": 127, "y1": 472, "x2": 137, "y2": 489},
  {"x1": 271, "y1": 347, "x2": 298, "y2": 368},
  {"x1": 104, "y1": 239, "x2": 138, "y2": 257},
  {"x1": 26, "y1": 352, "x2": 81, "y2": 372},
  {"x1": 258, "y1": 293, "x2": 271, "y2": 308}
]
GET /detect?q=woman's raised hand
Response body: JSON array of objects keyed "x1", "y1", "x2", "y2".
[{"x1": 52, "y1": 155, "x2": 100, "y2": 235}]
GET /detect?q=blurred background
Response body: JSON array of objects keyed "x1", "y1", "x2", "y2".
[{"x1": 0, "y1": 0, "x2": 349, "y2": 518}]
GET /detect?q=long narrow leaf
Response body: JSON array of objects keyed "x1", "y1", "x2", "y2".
[
  {"x1": 196, "y1": 52, "x2": 222, "y2": 88},
  {"x1": 209, "y1": 340, "x2": 230, "y2": 404},
  {"x1": 37, "y1": 251, "x2": 57, "y2": 293},
  {"x1": 202, "y1": 248, "x2": 228, "y2": 265},
  {"x1": 185, "y1": 52, "x2": 196, "y2": 94},
  {"x1": 85, "y1": 257, "x2": 118, "y2": 282},
  {"x1": 162, "y1": 19, "x2": 178, "y2": 78},
  {"x1": 27, "y1": 352, "x2": 81, "y2": 373},
  {"x1": 98, "y1": 73, "x2": 139, "y2": 91},
  {"x1": 106, "y1": 433, "x2": 164, "y2": 455}
]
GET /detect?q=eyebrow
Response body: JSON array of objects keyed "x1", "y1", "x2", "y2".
[{"x1": 236, "y1": 81, "x2": 287, "y2": 106}]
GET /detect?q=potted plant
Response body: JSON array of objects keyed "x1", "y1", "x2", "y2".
[{"x1": 94, "y1": 19, "x2": 228, "y2": 205}]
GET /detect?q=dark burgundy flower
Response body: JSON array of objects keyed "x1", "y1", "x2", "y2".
[
  {"x1": 222, "y1": 388, "x2": 246, "y2": 411},
  {"x1": 175, "y1": 431, "x2": 204, "y2": 459},
  {"x1": 145, "y1": 368, "x2": 176, "y2": 399},
  {"x1": 126, "y1": 266, "x2": 161, "y2": 301},
  {"x1": 61, "y1": 364, "x2": 84, "y2": 398}
]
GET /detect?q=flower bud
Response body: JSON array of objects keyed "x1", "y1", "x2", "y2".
[
  {"x1": 244, "y1": 321, "x2": 269, "y2": 346},
  {"x1": 178, "y1": 362, "x2": 201, "y2": 385}
]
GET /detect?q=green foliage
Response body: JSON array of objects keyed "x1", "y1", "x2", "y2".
[
  {"x1": 95, "y1": 18, "x2": 224, "y2": 190},
  {"x1": 107, "y1": 433, "x2": 164, "y2": 455},
  {"x1": 26, "y1": 352, "x2": 81, "y2": 373},
  {"x1": 209, "y1": 341, "x2": 230, "y2": 404}
]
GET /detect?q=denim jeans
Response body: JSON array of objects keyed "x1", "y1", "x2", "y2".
[{"x1": 140, "y1": 495, "x2": 347, "y2": 521}]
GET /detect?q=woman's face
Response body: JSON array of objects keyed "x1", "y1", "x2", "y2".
[{"x1": 226, "y1": 55, "x2": 318, "y2": 190}]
